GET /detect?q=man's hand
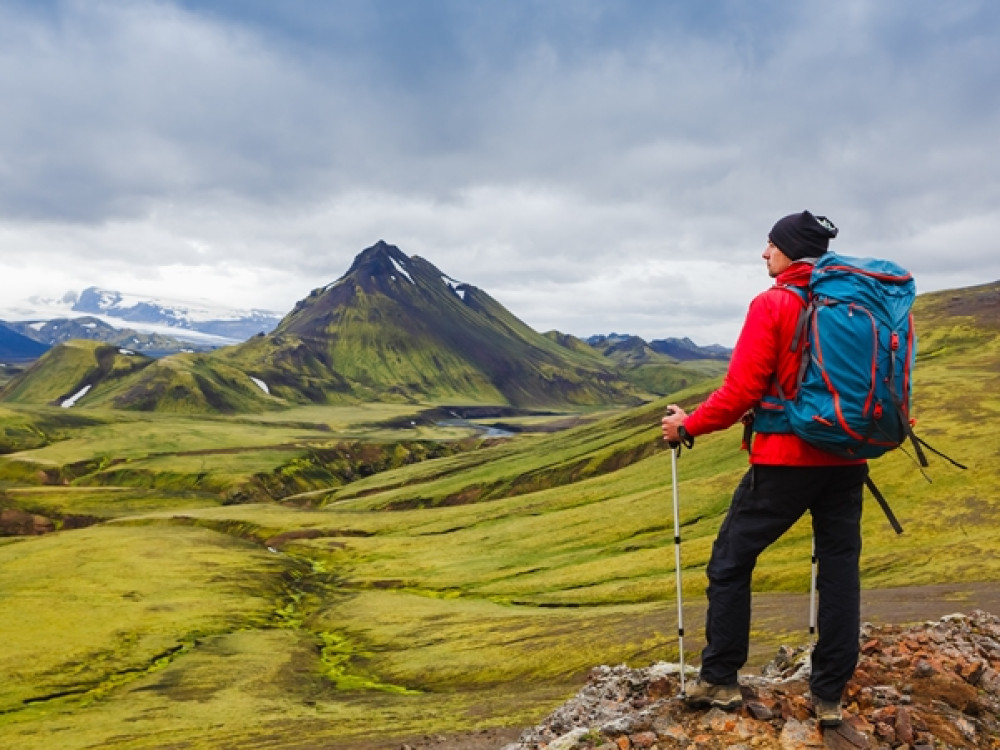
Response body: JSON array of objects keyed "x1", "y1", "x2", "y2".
[{"x1": 661, "y1": 404, "x2": 689, "y2": 444}]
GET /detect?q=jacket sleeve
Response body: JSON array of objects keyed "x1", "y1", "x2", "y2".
[{"x1": 684, "y1": 290, "x2": 785, "y2": 437}]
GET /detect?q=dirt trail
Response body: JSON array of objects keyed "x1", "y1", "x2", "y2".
[{"x1": 391, "y1": 582, "x2": 1000, "y2": 750}]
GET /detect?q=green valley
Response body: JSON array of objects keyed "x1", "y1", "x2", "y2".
[{"x1": 0, "y1": 281, "x2": 997, "y2": 749}]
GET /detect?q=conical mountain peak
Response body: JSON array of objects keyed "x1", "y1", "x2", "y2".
[
  {"x1": 228, "y1": 242, "x2": 642, "y2": 407},
  {"x1": 339, "y1": 241, "x2": 452, "y2": 296},
  {"x1": 347, "y1": 240, "x2": 411, "y2": 276}
]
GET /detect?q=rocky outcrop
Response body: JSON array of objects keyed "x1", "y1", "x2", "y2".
[
  {"x1": 503, "y1": 610, "x2": 1000, "y2": 750},
  {"x1": 0, "y1": 506, "x2": 98, "y2": 536},
  {"x1": 0, "y1": 507, "x2": 55, "y2": 535}
]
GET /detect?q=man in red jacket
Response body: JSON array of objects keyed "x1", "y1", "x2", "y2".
[{"x1": 661, "y1": 211, "x2": 865, "y2": 728}]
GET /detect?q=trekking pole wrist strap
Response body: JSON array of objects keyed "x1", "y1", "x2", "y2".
[{"x1": 677, "y1": 425, "x2": 694, "y2": 449}]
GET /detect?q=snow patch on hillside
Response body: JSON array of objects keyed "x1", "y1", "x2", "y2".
[
  {"x1": 390, "y1": 257, "x2": 414, "y2": 284},
  {"x1": 61, "y1": 384, "x2": 91, "y2": 408},
  {"x1": 441, "y1": 274, "x2": 469, "y2": 300}
]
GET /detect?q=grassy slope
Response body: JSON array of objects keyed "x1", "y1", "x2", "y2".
[
  {"x1": 0, "y1": 340, "x2": 153, "y2": 407},
  {"x1": 0, "y1": 405, "x2": 485, "y2": 507},
  {"x1": 0, "y1": 524, "x2": 287, "y2": 707},
  {"x1": 0, "y1": 282, "x2": 996, "y2": 748},
  {"x1": 620, "y1": 358, "x2": 729, "y2": 396}
]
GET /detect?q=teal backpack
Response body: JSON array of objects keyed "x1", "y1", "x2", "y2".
[{"x1": 751, "y1": 252, "x2": 965, "y2": 531}]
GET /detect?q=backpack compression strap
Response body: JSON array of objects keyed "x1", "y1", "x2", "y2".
[
  {"x1": 886, "y1": 323, "x2": 929, "y2": 468},
  {"x1": 883, "y1": 323, "x2": 966, "y2": 471},
  {"x1": 864, "y1": 475, "x2": 904, "y2": 535}
]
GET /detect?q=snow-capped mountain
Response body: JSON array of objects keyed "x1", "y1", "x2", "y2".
[
  {"x1": 71, "y1": 287, "x2": 282, "y2": 340},
  {"x1": 1, "y1": 287, "x2": 283, "y2": 346}
]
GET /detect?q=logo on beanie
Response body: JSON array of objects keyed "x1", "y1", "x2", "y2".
[{"x1": 816, "y1": 216, "x2": 839, "y2": 237}]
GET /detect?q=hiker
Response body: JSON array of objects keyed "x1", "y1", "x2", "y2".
[{"x1": 660, "y1": 210, "x2": 865, "y2": 728}]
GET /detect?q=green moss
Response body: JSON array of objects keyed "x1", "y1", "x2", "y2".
[{"x1": 317, "y1": 631, "x2": 421, "y2": 694}]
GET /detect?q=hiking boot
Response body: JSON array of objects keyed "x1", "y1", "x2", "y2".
[
  {"x1": 813, "y1": 697, "x2": 843, "y2": 727},
  {"x1": 684, "y1": 679, "x2": 742, "y2": 710}
]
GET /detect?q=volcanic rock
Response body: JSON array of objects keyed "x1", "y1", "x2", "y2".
[{"x1": 503, "y1": 611, "x2": 1000, "y2": 750}]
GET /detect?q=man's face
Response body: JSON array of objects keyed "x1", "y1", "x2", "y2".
[{"x1": 763, "y1": 240, "x2": 793, "y2": 278}]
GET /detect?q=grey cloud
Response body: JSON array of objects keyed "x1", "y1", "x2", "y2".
[
  {"x1": 1, "y1": 0, "x2": 998, "y2": 344},
  {"x1": 0, "y1": 2, "x2": 366, "y2": 220}
]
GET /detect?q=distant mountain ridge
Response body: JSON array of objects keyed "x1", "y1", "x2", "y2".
[
  {"x1": 6, "y1": 242, "x2": 707, "y2": 412},
  {"x1": 0, "y1": 323, "x2": 49, "y2": 361},
  {"x1": 585, "y1": 332, "x2": 729, "y2": 397},
  {"x1": 587, "y1": 333, "x2": 730, "y2": 361}
]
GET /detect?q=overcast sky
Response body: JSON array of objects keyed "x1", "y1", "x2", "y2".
[{"x1": 1, "y1": 0, "x2": 998, "y2": 346}]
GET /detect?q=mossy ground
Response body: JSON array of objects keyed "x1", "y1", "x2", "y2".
[{"x1": 0, "y1": 284, "x2": 997, "y2": 748}]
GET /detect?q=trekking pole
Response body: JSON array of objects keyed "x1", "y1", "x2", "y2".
[
  {"x1": 664, "y1": 407, "x2": 693, "y2": 697},
  {"x1": 809, "y1": 534, "x2": 818, "y2": 644},
  {"x1": 670, "y1": 443, "x2": 687, "y2": 697}
]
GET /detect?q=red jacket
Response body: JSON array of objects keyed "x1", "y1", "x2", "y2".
[{"x1": 684, "y1": 263, "x2": 863, "y2": 466}]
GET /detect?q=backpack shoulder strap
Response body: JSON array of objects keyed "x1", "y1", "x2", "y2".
[
  {"x1": 745, "y1": 283, "x2": 814, "y2": 452},
  {"x1": 769, "y1": 284, "x2": 812, "y2": 397},
  {"x1": 773, "y1": 283, "x2": 810, "y2": 343}
]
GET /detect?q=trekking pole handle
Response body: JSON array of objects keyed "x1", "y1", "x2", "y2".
[{"x1": 663, "y1": 407, "x2": 694, "y2": 450}]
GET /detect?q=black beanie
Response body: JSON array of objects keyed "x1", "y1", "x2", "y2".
[{"x1": 768, "y1": 210, "x2": 839, "y2": 260}]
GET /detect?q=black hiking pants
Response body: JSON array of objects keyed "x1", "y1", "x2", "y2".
[{"x1": 698, "y1": 463, "x2": 867, "y2": 702}]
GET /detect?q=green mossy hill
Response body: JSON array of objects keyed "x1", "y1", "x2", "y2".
[
  {"x1": 0, "y1": 343, "x2": 280, "y2": 415},
  {"x1": 94, "y1": 354, "x2": 280, "y2": 413},
  {"x1": 913, "y1": 279, "x2": 1000, "y2": 334},
  {"x1": 0, "y1": 340, "x2": 154, "y2": 407},
  {"x1": 218, "y1": 241, "x2": 645, "y2": 408},
  {"x1": 307, "y1": 394, "x2": 711, "y2": 511}
]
